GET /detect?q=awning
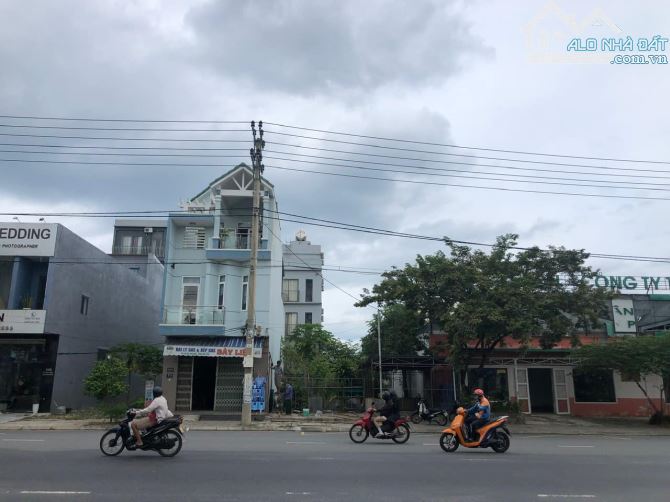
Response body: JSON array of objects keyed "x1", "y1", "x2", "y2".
[{"x1": 163, "y1": 337, "x2": 263, "y2": 358}]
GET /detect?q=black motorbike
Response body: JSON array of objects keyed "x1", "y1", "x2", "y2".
[
  {"x1": 410, "y1": 398, "x2": 450, "y2": 426},
  {"x1": 99, "y1": 409, "x2": 185, "y2": 457}
]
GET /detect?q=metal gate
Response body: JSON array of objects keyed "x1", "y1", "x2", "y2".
[
  {"x1": 516, "y1": 368, "x2": 531, "y2": 414},
  {"x1": 553, "y1": 368, "x2": 570, "y2": 414},
  {"x1": 175, "y1": 357, "x2": 193, "y2": 412},
  {"x1": 214, "y1": 358, "x2": 244, "y2": 412}
]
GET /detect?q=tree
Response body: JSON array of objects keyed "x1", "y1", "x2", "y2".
[
  {"x1": 358, "y1": 234, "x2": 612, "y2": 373},
  {"x1": 360, "y1": 304, "x2": 426, "y2": 361},
  {"x1": 83, "y1": 358, "x2": 128, "y2": 402},
  {"x1": 109, "y1": 343, "x2": 163, "y2": 401},
  {"x1": 574, "y1": 334, "x2": 670, "y2": 422},
  {"x1": 282, "y1": 324, "x2": 361, "y2": 409}
]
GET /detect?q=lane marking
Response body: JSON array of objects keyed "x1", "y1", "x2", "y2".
[
  {"x1": 2, "y1": 439, "x2": 45, "y2": 442},
  {"x1": 20, "y1": 491, "x2": 91, "y2": 495},
  {"x1": 422, "y1": 443, "x2": 438, "y2": 446},
  {"x1": 557, "y1": 445, "x2": 594, "y2": 448},
  {"x1": 286, "y1": 492, "x2": 312, "y2": 496},
  {"x1": 537, "y1": 495, "x2": 596, "y2": 499},
  {"x1": 286, "y1": 441, "x2": 325, "y2": 445}
]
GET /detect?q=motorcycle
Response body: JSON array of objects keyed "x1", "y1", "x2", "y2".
[
  {"x1": 99, "y1": 409, "x2": 185, "y2": 457},
  {"x1": 439, "y1": 406, "x2": 510, "y2": 453},
  {"x1": 348, "y1": 406, "x2": 411, "y2": 444},
  {"x1": 410, "y1": 397, "x2": 450, "y2": 426}
]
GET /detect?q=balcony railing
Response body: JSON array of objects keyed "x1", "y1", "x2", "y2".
[
  {"x1": 162, "y1": 305, "x2": 225, "y2": 325},
  {"x1": 112, "y1": 244, "x2": 165, "y2": 258}
]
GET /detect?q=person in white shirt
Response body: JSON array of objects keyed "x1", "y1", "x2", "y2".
[{"x1": 131, "y1": 386, "x2": 173, "y2": 447}]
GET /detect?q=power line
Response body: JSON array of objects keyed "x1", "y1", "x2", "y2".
[
  {"x1": 266, "y1": 164, "x2": 670, "y2": 202},
  {"x1": 0, "y1": 124, "x2": 249, "y2": 133},
  {"x1": 0, "y1": 114, "x2": 248, "y2": 124},
  {"x1": 263, "y1": 122, "x2": 670, "y2": 165},
  {"x1": 0, "y1": 132, "x2": 249, "y2": 143}
]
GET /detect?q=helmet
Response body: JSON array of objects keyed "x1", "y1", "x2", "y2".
[
  {"x1": 473, "y1": 388, "x2": 484, "y2": 397},
  {"x1": 152, "y1": 386, "x2": 163, "y2": 398},
  {"x1": 381, "y1": 391, "x2": 391, "y2": 401},
  {"x1": 456, "y1": 407, "x2": 465, "y2": 416}
]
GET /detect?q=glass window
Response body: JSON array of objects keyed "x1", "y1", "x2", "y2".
[
  {"x1": 285, "y1": 312, "x2": 298, "y2": 336},
  {"x1": 218, "y1": 276, "x2": 225, "y2": 310},
  {"x1": 305, "y1": 279, "x2": 313, "y2": 303},
  {"x1": 242, "y1": 275, "x2": 248, "y2": 311},
  {"x1": 283, "y1": 279, "x2": 299, "y2": 302},
  {"x1": 305, "y1": 312, "x2": 313, "y2": 324},
  {"x1": 80, "y1": 295, "x2": 89, "y2": 315},
  {"x1": 182, "y1": 277, "x2": 200, "y2": 324},
  {"x1": 573, "y1": 368, "x2": 616, "y2": 402}
]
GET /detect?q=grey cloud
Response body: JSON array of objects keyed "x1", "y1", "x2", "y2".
[{"x1": 184, "y1": 0, "x2": 493, "y2": 94}]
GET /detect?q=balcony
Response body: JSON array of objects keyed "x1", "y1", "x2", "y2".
[
  {"x1": 206, "y1": 234, "x2": 271, "y2": 262},
  {"x1": 159, "y1": 306, "x2": 226, "y2": 337}
]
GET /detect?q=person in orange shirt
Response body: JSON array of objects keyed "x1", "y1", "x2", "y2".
[{"x1": 465, "y1": 388, "x2": 490, "y2": 441}]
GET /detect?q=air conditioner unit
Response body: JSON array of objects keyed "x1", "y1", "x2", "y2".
[{"x1": 144, "y1": 227, "x2": 154, "y2": 233}]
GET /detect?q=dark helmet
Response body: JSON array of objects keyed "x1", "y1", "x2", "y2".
[
  {"x1": 381, "y1": 391, "x2": 391, "y2": 401},
  {"x1": 153, "y1": 386, "x2": 163, "y2": 398}
]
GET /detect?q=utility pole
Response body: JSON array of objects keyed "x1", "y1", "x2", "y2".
[
  {"x1": 377, "y1": 304, "x2": 383, "y2": 398},
  {"x1": 241, "y1": 120, "x2": 264, "y2": 427}
]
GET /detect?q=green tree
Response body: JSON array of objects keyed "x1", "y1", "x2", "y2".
[
  {"x1": 574, "y1": 334, "x2": 670, "y2": 422},
  {"x1": 360, "y1": 304, "x2": 426, "y2": 361},
  {"x1": 358, "y1": 234, "x2": 612, "y2": 373},
  {"x1": 83, "y1": 358, "x2": 128, "y2": 402},
  {"x1": 109, "y1": 343, "x2": 163, "y2": 401},
  {"x1": 282, "y1": 324, "x2": 361, "y2": 409}
]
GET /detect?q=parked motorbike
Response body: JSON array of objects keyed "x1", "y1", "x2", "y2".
[
  {"x1": 99, "y1": 409, "x2": 185, "y2": 457},
  {"x1": 410, "y1": 397, "x2": 450, "y2": 426},
  {"x1": 439, "y1": 406, "x2": 510, "y2": 453},
  {"x1": 348, "y1": 406, "x2": 411, "y2": 444}
]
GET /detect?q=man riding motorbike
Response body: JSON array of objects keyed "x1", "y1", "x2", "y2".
[
  {"x1": 131, "y1": 386, "x2": 173, "y2": 447},
  {"x1": 465, "y1": 388, "x2": 490, "y2": 441},
  {"x1": 373, "y1": 390, "x2": 400, "y2": 438}
]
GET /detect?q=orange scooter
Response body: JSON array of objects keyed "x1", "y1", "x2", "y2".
[{"x1": 439, "y1": 407, "x2": 511, "y2": 453}]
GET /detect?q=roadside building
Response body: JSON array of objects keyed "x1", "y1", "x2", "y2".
[
  {"x1": 0, "y1": 222, "x2": 163, "y2": 413},
  {"x1": 160, "y1": 164, "x2": 284, "y2": 415},
  {"x1": 282, "y1": 231, "x2": 324, "y2": 337}
]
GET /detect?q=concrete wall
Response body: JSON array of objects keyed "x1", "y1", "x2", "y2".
[{"x1": 46, "y1": 224, "x2": 164, "y2": 410}]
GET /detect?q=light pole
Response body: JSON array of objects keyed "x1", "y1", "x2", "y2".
[{"x1": 377, "y1": 304, "x2": 382, "y2": 397}]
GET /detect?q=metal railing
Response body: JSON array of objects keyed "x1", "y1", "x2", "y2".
[
  {"x1": 112, "y1": 244, "x2": 165, "y2": 258},
  {"x1": 162, "y1": 305, "x2": 225, "y2": 325}
]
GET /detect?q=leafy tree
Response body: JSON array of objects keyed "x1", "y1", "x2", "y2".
[
  {"x1": 360, "y1": 303, "x2": 426, "y2": 361},
  {"x1": 83, "y1": 358, "x2": 128, "y2": 402},
  {"x1": 358, "y1": 234, "x2": 612, "y2": 374},
  {"x1": 574, "y1": 334, "x2": 670, "y2": 422},
  {"x1": 282, "y1": 324, "x2": 361, "y2": 409},
  {"x1": 110, "y1": 343, "x2": 163, "y2": 401}
]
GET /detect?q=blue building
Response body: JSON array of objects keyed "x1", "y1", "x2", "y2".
[{"x1": 160, "y1": 164, "x2": 284, "y2": 414}]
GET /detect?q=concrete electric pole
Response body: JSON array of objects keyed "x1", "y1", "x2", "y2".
[{"x1": 241, "y1": 120, "x2": 264, "y2": 427}]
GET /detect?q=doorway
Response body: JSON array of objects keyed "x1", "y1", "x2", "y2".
[
  {"x1": 528, "y1": 368, "x2": 554, "y2": 413},
  {"x1": 191, "y1": 357, "x2": 217, "y2": 410}
]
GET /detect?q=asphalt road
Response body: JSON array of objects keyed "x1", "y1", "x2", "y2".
[{"x1": 0, "y1": 430, "x2": 668, "y2": 501}]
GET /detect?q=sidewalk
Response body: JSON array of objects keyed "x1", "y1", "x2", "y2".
[{"x1": 1, "y1": 411, "x2": 669, "y2": 435}]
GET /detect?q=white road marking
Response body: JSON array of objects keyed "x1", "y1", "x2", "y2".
[
  {"x1": 286, "y1": 492, "x2": 312, "y2": 496},
  {"x1": 557, "y1": 445, "x2": 594, "y2": 448},
  {"x1": 537, "y1": 495, "x2": 596, "y2": 499},
  {"x1": 286, "y1": 441, "x2": 325, "y2": 445},
  {"x1": 2, "y1": 439, "x2": 45, "y2": 442},
  {"x1": 422, "y1": 443, "x2": 438, "y2": 446},
  {"x1": 20, "y1": 491, "x2": 91, "y2": 495}
]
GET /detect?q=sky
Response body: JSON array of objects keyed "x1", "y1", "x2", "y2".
[{"x1": 1, "y1": 0, "x2": 669, "y2": 342}]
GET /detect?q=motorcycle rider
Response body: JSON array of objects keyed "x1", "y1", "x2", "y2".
[
  {"x1": 131, "y1": 386, "x2": 173, "y2": 447},
  {"x1": 373, "y1": 390, "x2": 399, "y2": 437},
  {"x1": 465, "y1": 388, "x2": 490, "y2": 441}
]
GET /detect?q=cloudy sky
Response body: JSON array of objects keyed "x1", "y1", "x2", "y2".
[{"x1": 1, "y1": 0, "x2": 669, "y2": 341}]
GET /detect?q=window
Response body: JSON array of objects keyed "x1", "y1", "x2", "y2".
[
  {"x1": 305, "y1": 312, "x2": 313, "y2": 324},
  {"x1": 573, "y1": 369, "x2": 616, "y2": 402},
  {"x1": 242, "y1": 275, "x2": 248, "y2": 311},
  {"x1": 285, "y1": 312, "x2": 298, "y2": 336},
  {"x1": 218, "y1": 275, "x2": 225, "y2": 310},
  {"x1": 305, "y1": 279, "x2": 313, "y2": 302},
  {"x1": 283, "y1": 279, "x2": 299, "y2": 302},
  {"x1": 80, "y1": 295, "x2": 89, "y2": 315},
  {"x1": 183, "y1": 226, "x2": 206, "y2": 249},
  {"x1": 182, "y1": 277, "x2": 200, "y2": 324}
]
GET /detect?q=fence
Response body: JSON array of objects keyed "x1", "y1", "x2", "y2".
[{"x1": 282, "y1": 375, "x2": 365, "y2": 412}]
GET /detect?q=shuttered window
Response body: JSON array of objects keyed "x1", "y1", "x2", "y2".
[{"x1": 183, "y1": 226, "x2": 206, "y2": 249}]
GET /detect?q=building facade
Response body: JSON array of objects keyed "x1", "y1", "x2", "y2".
[
  {"x1": 0, "y1": 222, "x2": 163, "y2": 412},
  {"x1": 282, "y1": 231, "x2": 324, "y2": 339},
  {"x1": 160, "y1": 165, "x2": 284, "y2": 415}
]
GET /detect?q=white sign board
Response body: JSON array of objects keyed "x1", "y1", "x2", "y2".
[
  {"x1": 0, "y1": 223, "x2": 57, "y2": 257},
  {"x1": 163, "y1": 344, "x2": 262, "y2": 358},
  {"x1": 612, "y1": 298, "x2": 636, "y2": 333},
  {"x1": 0, "y1": 310, "x2": 46, "y2": 334}
]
